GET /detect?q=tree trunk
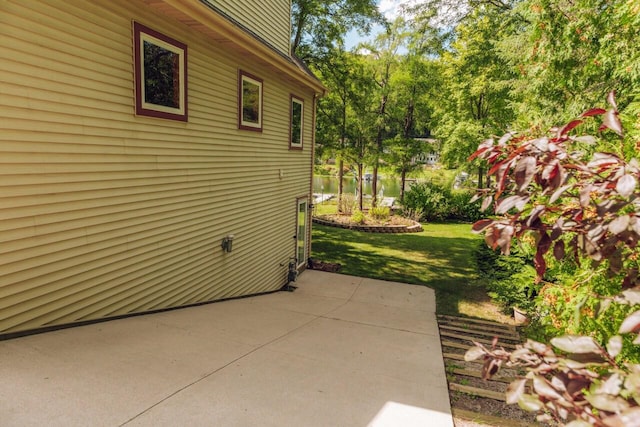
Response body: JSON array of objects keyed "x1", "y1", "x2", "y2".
[
  {"x1": 371, "y1": 166, "x2": 378, "y2": 208},
  {"x1": 372, "y1": 93, "x2": 388, "y2": 208},
  {"x1": 357, "y1": 163, "x2": 364, "y2": 211},
  {"x1": 338, "y1": 159, "x2": 344, "y2": 212},
  {"x1": 400, "y1": 169, "x2": 407, "y2": 202},
  {"x1": 291, "y1": 3, "x2": 307, "y2": 55},
  {"x1": 478, "y1": 165, "x2": 484, "y2": 189},
  {"x1": 337, "y1": 87, "x2": 347, "y2": 213}
]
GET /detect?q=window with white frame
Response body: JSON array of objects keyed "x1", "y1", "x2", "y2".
[
  {"x1": 238, "y1": 70, "x2": 263, "y2": 131},
  {"x1": 134, "y1": 22, "x2": 187, "y2": 121},
  {"x1": 290, "y1": 95, "x2": 303, "y2": 149}
]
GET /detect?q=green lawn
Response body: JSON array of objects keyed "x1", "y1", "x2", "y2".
[{"x1": 311, "y1": 222, "x2": 507, "y2": 320}]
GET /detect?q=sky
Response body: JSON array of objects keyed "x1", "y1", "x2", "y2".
[{"x1": 344, "y1": 0, "x2": 426, "y2": 49}]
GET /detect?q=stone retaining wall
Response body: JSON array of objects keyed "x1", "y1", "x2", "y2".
[{"x1": 312, "y1": 217, "x2": 423, "y2": 233}]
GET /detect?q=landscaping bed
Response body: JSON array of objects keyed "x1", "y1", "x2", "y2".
[{"x1": 312, "y1": 214, "x2": 423, "y2": 233}]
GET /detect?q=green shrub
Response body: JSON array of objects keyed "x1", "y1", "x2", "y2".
[
  {"x1": 403, "y1": 181, "x2": 481, "y2": 222},
  {"x1": 474, "y1": 240, "x2": 537, "y2": 313},
  {"x1": 401, "y1": 207, "x2": 424, "y2": 222},
  {"x1": 339, "y1": 193, "x2": 356, "y2": 215},
  {"x1": 350, "y1": 209, "x2": 365, "y2": 224},
  {"x1": 448, "y1": 191, "x2": 483, "y2": 222},
  {"x1": 369, "y1": 206, "x2": 390, "y2": 221},
  {"x1": 403, "y1": 182, "x2": 450, "y2": 221}
]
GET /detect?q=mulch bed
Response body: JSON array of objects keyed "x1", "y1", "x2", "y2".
[
  {"x1": 308, "y1": 258, "x2": 342, "y2": 272},
  {"x1": 313, "y1": 214, "x2": 423, "y2": 233}
]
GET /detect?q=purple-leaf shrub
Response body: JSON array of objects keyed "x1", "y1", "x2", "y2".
[{"x1": 467, "y1": 92, "x2": 640, "y2": 426}]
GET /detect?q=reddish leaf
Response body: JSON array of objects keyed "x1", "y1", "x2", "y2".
[
  {"x1": 550, "y1": 335, "x2": 601, "y2": 354},
  {"x1": 603, "y1": 407, "x2": 640, "y2": 427},
  {"x1": 514, "y1": 156, "x2": 537, "y2": 191},
  {"x1": 598, "y1": 373, "x2": 623, "y2": 395},
  {"x1": 567, "y1": 377, "x2": 592, "y2": 398},
  {"x1": 506, "y1": 379, "x2": 527, "y2": 404},
  {"x1": 610, "y1": 250, "x2": 623, "y2": 274},
  {"x1": 581, "y1": 108, "x2": 607, "y2": 117},
  {"x1": 621, "y1": 286, "x2": 640, "y2": 304},
  {"x1": 481, "y1": 195, "x2": 493, "y2": 212},
  {"x1": 517, "y1": 394, "x2": 544, "y2": 412},
  {"x1": 550, "y1": 164, "x2": 564, "y2": 189},
  {"x1": 541, "y1": 159, "x2": 559, "y2": 181},
  {"x1": 485, "y1": 229, "x2": 498, "y2": 249},
  {"x1": 469, "y1": 139, "x2": 494, "y2": 161},
  {"x1": 481, "y1": 358, "x2": 502, "y2": 380},
  {"x1": 553, "y1": 240, "x2": 565, "y2": 260},
  {"x1": 496, "y1": 195, "x2": 520, "y2": 214},
  {"x1": 574, "y1": 135, "x2": 597, "y2": 144},
  {"x1": 549, "y1": 184, "x2": 571, "y2": 204},
  {"x1": 609, "y1": 215, "x2": 630, "y2": 235},
  {"x1": 472, "y1": 219, "x2": 493, "y2": 233},
  {"x1": 464, "y1": 345, "x2": 485, "y2": 361},
  {"x1": 468, "y1": 146, "x2": 490, "y2": 162},
  {"x1": 497, "y1": 164, "x2": 511, "y2": 196},
  {"x1": 607, "y1": 90, "x2": 618, "y2": 110},
  {"x1": 619, "y1": 310, "x2": 640, "y2": 334},
  {"x1": 533, "y1": 375, "x2": 563, "y2": 400},
  {"x1": 586, "y1": 394, "x2": 630, "y2": 413},
  {"x1": 526, "y1": 205, "x2": 546, "y2": 226},
  {"x1": 568, "y1": 420, "x2": 593, "y2": 427},
  {"x1": 616, "y1": 174, "x2": 637, "y2": 197},
  {"x1": 587, "y1": 224, "x2": 605, "y2": 241},
  {"x1": 558, "y1": 119, "x2": 583, "y2": 137},
  {"x1": 488, "y1": 160, "x2": 507, "y2": 177},
  {"x1": 537, "y1": 232, "x2": 552, "y2": 255},
  {"x1": 623, "y1": 269, "x2": 640, "y2": 289},
  {"x1": 588, "y1": 153, "x2": 619, "y2": 169},
  {"x1": 603, "y1": 108, "x2": 624, "y2": 137},
  {"x1": 531, "y1": 137, "x2": 549, "y2": 152},
  {"x1": 515, "y1": 196, "x2": 530, "y2": 211},
  {"x1": 498, "y1": 132, "x2": 514, "y2": 145},
  {"x1": 606, "y1": 336, "x2": 623, "y2": 359},
  {"x1": 496, "y1": 225, "x2": 515, "y2": 254},
  {"x1": 579, "y1": 184, "x2": 592, "y2": 208},
  {"x1": 534, "y1": 250, "x2": 547, "y2": 279}
]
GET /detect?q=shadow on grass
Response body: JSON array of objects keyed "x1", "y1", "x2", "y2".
[{"x1": 311, "y1": 223, "x2": 489, "y2": 315}]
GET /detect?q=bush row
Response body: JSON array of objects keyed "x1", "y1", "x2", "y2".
[{"x1": 401, "y1": 181, "x2": 483, "y2": 222}]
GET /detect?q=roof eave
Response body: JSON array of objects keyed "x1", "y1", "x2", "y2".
[{"x1": 145, "y1": 0, "x2": 326, "y2": 95}]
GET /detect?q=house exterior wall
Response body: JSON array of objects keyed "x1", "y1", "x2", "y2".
[
  {"x1": 0, "y1": 0, "x2": 316, "y2": 335},
  {"x1": 203, "y1": 0, "x2": 291, "y2": 55}
]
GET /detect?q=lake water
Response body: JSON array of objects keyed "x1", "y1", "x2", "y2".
[{"x1": 313, "y1": 176, "x2": 405, "y2": 198}]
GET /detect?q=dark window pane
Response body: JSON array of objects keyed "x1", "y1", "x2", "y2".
[
  {"x1": 242, "y1": 80, "x2": 260, "y2": 123},
  {"x1": 291, "y1": 101, "x2": 302, "y2": 145},
  {"x1": 143, "y1": 41, "x2": 180, "y2": 108}
]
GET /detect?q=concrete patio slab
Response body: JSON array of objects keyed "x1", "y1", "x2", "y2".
[{"x1": 0, "y1": 270, "x2": 454, "y2": 427}]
